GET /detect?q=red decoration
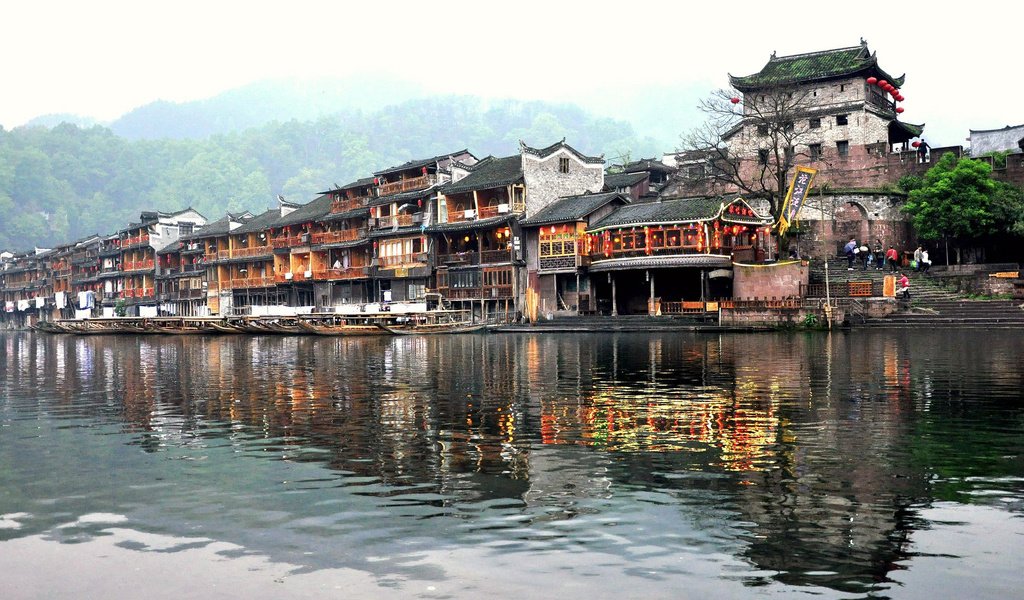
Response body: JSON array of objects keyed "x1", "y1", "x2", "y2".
[
  {"x1": 373, "y1": 177, "x2": 379, "y2": 185},
  {"x1": 896, "y1": 107, "x2": 905, "y2": 114},
  {"x1": 421, "y1": 166, "x2": 428, "y2": 175},
  {"x1": 866, "y1": 77, "x2": 877, "y2": 85},
  {"x1": 896, "y1": 94, "x2": 904, "y2": 102},
  {"x1": 730, "y1": 97, "x2": 740, "y2": 104},
  {"x1": 878, "y1": 80, "x2": 888, "y2": 88},
  {"x1": 912, "y1": 141, "x2": 921, "y2": 148}
]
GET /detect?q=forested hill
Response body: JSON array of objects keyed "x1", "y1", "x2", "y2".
[{"x1": 0, "y1": 96, "x2": 662, "y2": 251}]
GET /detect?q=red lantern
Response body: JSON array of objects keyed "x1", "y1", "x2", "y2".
[
  {"x1": 896, "y1": 94, "x2": 904, "y2": 102},
  {"x1": 866, "y1": 77, "x2": 877, "y2": 85},
  {"x1": 417, "y1": 198, "x2": 423, "y2": 207},
  {"x1": 373, "y1": 177, "x2": 379, "y2": 185},
  {"x1": 878, "y1": 80, "x2": 888, "y2": 88},
  {"x1": 912, "y1": 141, "x2": 921, "y2": 148},
  {"x1": 730, "y1": 97, "x2": 740, "y2": 104},
  {"x1": 421, "y1": 166, "x2": 428, "y2": 175},
  {"x1": 895, "y1": 107, "x2": 905, "y2": 114}
]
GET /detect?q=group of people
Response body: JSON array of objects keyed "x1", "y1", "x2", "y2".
[
  {"x1": 843, "y1": 238, "x2": 901, "y2": 273},
  {"x1": 842, "y1": 238, "x2": 933, "y2": 274}
]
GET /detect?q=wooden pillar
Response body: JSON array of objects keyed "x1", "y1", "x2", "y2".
[
  {"x1": 648, "y1": 270, "x2": 655, "y2": 316},
  {"x1": 611, "y1": 274, "x2": 618, "y2": 317}
]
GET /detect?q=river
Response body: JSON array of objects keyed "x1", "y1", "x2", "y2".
[{"x1": 1, "y1": 330, "x2": 1022, "y2": 599}]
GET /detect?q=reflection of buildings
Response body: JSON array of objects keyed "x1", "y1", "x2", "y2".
[{"x1": 6, "y1": 331, "x2": 1024, "y2": 596}]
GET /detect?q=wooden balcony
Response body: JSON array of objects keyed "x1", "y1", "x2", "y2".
[
  {"x1": 437, "y1": 252, "x2": 479, "y2": 266},
  {"x1": 123, "y1": 260, "x2": 155, "y2": 272},
  {"x1": 330, "y1": 196, "x2": 371, "y2": 214},
  {"x1": 311, "y1": 266, "x2": 370, "y2": 281},
  {"x1": 274, "y1": 272, "x2": 310, "y2": 284},
  {"x1": 377, "y1": 174, "x2": 435, "y2": 196},
  {"x1": 310, "y1": 230, "x2": 365, "y2": 245},
  {"x1": 375, "y1": 214, "x2": 418, "y2": 229},
  {"x1": 230, "y1": 245, "x2": 273, "y2": 259},
  {"x1": 480, "y1": 249, "x2": 512, "y2": 264},
  {"x1": 224, "y1": 277, "x2": 276, "y2": 290},
  {"x1": 378, "y1": 253, "x2": 428, "y2": 268},
  {"x1": 177, "y1": 288, "x2": 206, "y2": 299},
  {"x1": 271, "y1": 236, "x2": 302, "y2": 249}
]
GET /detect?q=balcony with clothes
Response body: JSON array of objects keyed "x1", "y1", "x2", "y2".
[{"x1": 309, "y1": 247, "x2": 371, "y2": 281}]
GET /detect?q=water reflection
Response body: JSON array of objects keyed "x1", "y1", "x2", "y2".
[{"x1": 1, "y1": 330, "x2": 1022, "y2": 598}]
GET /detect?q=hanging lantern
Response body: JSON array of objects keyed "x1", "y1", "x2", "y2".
[
  {"x1": 896, "y1": 94, "x2": 904, "y2": 101},
  {"x1": 421, "y1": 166, "x2": 428, "y2": 175},
  {"x1": 373, "y1": 177, "x2": 379, "y2": 185},
  {"x1": 417, "y1": 199, "x2": 423, "y2": 207},
  {"x1": 896, "y1": 107, "x2": 905, "y2": 114},
  {"x1": 730, "y1": 97, "x2": 740, "y2": 104},
  {"x1": 912, "y1": 141, "x2": 921, "y2": 148},
  {"x1": 464, "y1": 235, "x2": 470, "y2": 242},
  {"x1": 713, "y1": 220, "x2": 720, "y2": 230},
  {"x1": 550, "y1": 225, "x2": 556, "y2": 234},
  {"x1": 866, "y1": 77, "x2": 877, "y2": 85},
  {"x1": 878, "y1": 79, "x2": 888, "y2": 88}
]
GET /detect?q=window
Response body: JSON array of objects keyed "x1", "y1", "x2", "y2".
[
  {"x1": 840, "y1": 84, "x2": 846, "y2": 92},
  {"x1": 758, "y1": 149, "x2": 769, "y2": 165},
  {"x1": 837, "y1": 140, "x2": 849, "y2": 158},
  {"x1": 809, "y1": 144, "x2": 822, "y2": 161},
  {"x1": 756, "y1": 124, "x2": 769, "y2": 136},
  {"x1": 836, "y1": 114, "x2": 849, "y2": 126},
  {"x1": 809, "y1": 118, "x2": 821, "y2": 129},
  {"x1": 559, "y1": 157, "x2": 570, "y2": 173}
]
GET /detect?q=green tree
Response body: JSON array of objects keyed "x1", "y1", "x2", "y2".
[{"x1": 902, "y1": 152, "x2": 1011, "y2": 263}]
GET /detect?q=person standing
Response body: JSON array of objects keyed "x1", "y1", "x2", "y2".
[
  {"x1": 844, "y1": 238, "x2": 857, "y2": 270},
  {"x1": 861, "y1": 244, "x2": 870, "y2": 270},
  {"x1": 913, "y1": 245, "x2": 923, "y2": 271},
  {"x1": 874, "y1": 239, "x2": 884, "y2": 270},
  {"x1": 886, "y1": 246, "x2": 899, "y2": 273},
  {"x1": 921, "y1": 248, "x2": 931, "y2": 273}
]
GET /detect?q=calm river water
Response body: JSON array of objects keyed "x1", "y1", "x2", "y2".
[{"x1": 1, "y1": 330, "x2": 1022, "y2": 599}]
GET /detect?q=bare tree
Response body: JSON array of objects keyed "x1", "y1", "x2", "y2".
[{"x1": 680, "y1": 86, "x2": 825, "y2": 219}]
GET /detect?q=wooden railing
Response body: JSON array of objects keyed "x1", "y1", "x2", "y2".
[
  {"x1": 377, "y1": 174, "x2": 435, "y2": 196},
  {"x1": 274, "y1": 272, "x2": 310, "y2": 283},
  {"x1": 378, "y1": 254, "x2": 427, "y2": 268},
  {"x1": 330, "y1": 196, "x2": 372, "y2": 213},
  {"x1": 480, "y1": 249, "x2": 511, "y2": 264},
  {"x1": 801, "y1": 281, "x2": 882, "y2": 298},
  {"x1": 437, "y1": 252, "x2": 479, "y2": 266},
  {"x1": 271, "y1": 236, "x2": 302, "y2": 249},
  {"x1": 310, "y1": 230, "x2": 365, "y2": 245},
  {"x1": 225, "y1": 277, "x2": 276, "y2": 289},
  {"x1": 123, "y1": 260, "x2": 155, "y2": 272},
  {"x1": 375, "y1": 214, "x2": 416, "y2": 229},
  {"x1": 230, "y1": 245, "x2": 273, "y2": 258},
  {"x1": 311, "y1": 267, "x2": 369, "y2": 280}
]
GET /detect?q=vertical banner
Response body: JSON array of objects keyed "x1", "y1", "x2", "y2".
[{"x1": 777, "y1": 166, "x2": 817, "y2": 237}]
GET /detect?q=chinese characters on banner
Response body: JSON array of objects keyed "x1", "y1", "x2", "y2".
[{"x1": 777, "y1": 166, "x2": 817, "y2": 237}]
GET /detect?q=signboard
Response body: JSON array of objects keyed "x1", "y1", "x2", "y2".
[{"x1": 777, "y1": 166, "x2": 817, "y2": 237}]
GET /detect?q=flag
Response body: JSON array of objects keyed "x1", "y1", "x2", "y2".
[{"x1": 777, "y1": 166, "x2": 817, "y2": 237}]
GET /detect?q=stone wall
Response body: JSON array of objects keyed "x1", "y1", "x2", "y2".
[
  {"x1": 733, "y1": 261, "x2": 809, "y2": 299},
  {"x1": 720, "y1": 305, "x2": 845, "y2": 327},
  {"x1": 522, "y1": 149, "x2": 603, "y2": 218}
]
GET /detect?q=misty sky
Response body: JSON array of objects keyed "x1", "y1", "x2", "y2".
[{"x1": 4, "y1": 0, "x2": 1021, "y2": 149}]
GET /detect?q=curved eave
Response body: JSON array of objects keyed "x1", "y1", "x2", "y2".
[{"x1": 589, "y1": 254, "x2": 732, "y2": 272}]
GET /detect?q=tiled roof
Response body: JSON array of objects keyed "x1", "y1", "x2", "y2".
[
  {"x1": 374, "y1": 149, "x2": 471, "y2": 177},
  {"x1": 369, "y1": 187, "x2": 435, "y2": 208},
  {"x1": 273, "y1": 195, "x2": 335, "y2": 228},
  {"x1": 622, "y1": 159, "x2": 675, "y2": 174},
  {"x1": 589, "y1": 195, "x2": 769, "y2": 230},
  {"x1": 425, "y1": 215, "x2": 514, "y2": 234},
  {"x1": 521, "y1": 192, "x2": 628, "y2": 227},
  {"x1": 730, "y1": 43, "x2": 905, "y2": 91},
  {"x1": 891, "y1": 121, "x2": 925, "y2": 138},
  {"x1": 180, "y1": 214, "x2": 242, "y2": 240},
  {"x1": 521, "y1": 139, "x2": 604, "y2": 164},
  {"x1": 441, "y1": 155, "x2": 523, "y2": 195},
  {"x1": 322, "y1": 206, "x2": 371, "y2": 222},
  {"x1": 604, "y1": 172, "x2": 648, "y2": 190},
  {"x1": 234, "y1": 208, "x2": 286, "y2": 234},
  {"x1": 320, "y1": 176, "x2": 376, "y2": 195}
]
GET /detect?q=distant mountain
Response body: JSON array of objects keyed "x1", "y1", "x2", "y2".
[
  {"x1": 25, "y1": 113, "x2": 99, "y2": 129},
  {"x1": 109, "y1": 75, "x2": 427, "y2": 139}
]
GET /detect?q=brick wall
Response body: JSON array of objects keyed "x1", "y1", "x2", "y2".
[
  {"x1": 733, "y1": 261, "x2": 809, "y2": 299},
  {"x1": 522, "y1": 149, "x2": 604, "y2": 217}
]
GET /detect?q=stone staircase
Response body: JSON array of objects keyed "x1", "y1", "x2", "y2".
[{"x1": 811, "y1": 258, "x2": 1024, "y2": 328}]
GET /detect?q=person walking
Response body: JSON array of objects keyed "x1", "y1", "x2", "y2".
[
  {"x1": 874, "y1": 239, "x2": 884, "y2": 270},
  {"x1": 921, "y1": 248, "x2": 931, "y2": 273},
  {"x1": 897, "y1": 273, "x2": 910, "y2": 300},
  {"x1": 844, "y1": 238, "x2": 857, "y2": 270},
  {"x1": 913, "y1": 245, "x2": 923, "y2": 271},
  {"x1": 886, "y1": 246, "x2": 899, "y2": 273}
]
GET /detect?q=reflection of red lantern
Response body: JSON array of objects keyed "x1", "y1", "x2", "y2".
[
  {"x1": 730, "y1": 97, "x2": 740, "y2": 104},
  {"x1": 896, "y1": 107, "x2": 905, "y2": 114},
  {"x1": 866, "y1": 77, "x2": 877, "y2": 85}
]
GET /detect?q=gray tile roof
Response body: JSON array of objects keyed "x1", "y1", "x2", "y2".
[
  {"x1": 425, "y1": 215, "x2": 514, "y2": 234},
  {"x1": 730, "y1": 42, "x2": 905, "y2": 91},
  {"x1": 589, "y1": 195, "x2": 768, "y2": 230},
  {"x1": 604, "y1": 172, "x2": 648, "y2": 190},
  {"x1": 273, "y1": 195, "x2": 334, "y2": 228},
  {"x1": 374, "y1": 150, "x2": 470, "y2": 177},
  {"x1": 234, "y1": 208, "x2": 287, "y2": 235},
  {"x1": 521, "y1": 192, "x2": 628, "y2": 227},
  {"x1": 441, "y1": 156, "x2": 523, "y2": 195}
]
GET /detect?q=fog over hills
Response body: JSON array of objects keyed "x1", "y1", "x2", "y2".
[{"x1": 1, "y1": 76, "x2": 710, "y2": 251}]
